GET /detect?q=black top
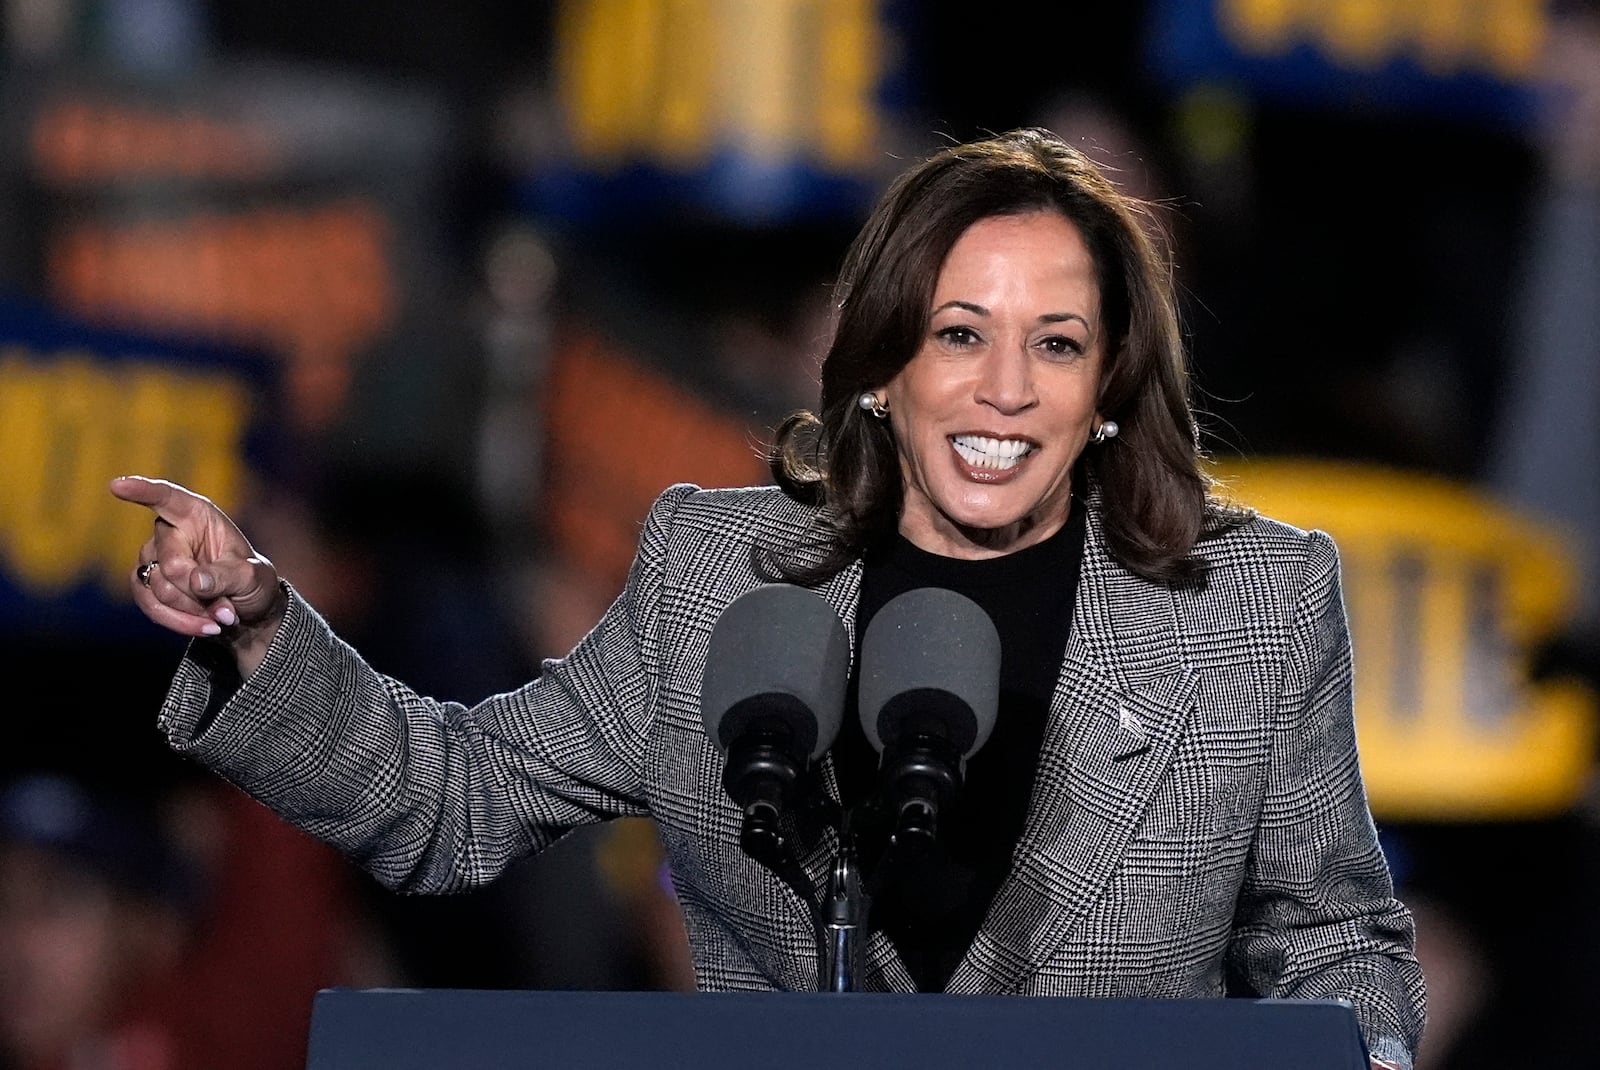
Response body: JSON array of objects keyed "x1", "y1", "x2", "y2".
[{"x1": 832, "y1": 500, "x2": 1087, "y2": 991}]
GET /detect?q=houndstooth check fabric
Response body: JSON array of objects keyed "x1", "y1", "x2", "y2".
[{"x1": 156, "y1": 483, "x2": 1425, "y2": 1068}]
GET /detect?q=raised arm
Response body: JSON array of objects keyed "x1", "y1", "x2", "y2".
[{"x1": 110, "y1": 476, "x2": 695, "y2": 896}]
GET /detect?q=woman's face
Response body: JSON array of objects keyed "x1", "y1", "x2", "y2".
[{"x1": 882, "y1": 210, "x2": 1105, "y2": 558}]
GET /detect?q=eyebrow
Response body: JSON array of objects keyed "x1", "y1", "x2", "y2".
[{"x1": 933, "y1": 300, "x2": 1092, "y2": 330}]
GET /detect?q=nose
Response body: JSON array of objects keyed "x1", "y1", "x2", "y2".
[{"x1": 973, "y1": 341, "x2": 1037, "y2": 415}]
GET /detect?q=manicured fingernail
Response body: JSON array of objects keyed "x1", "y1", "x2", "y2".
[
  {"x1": 193, "y1": 571, "x2": 215, "y2": 594},
  {"x1": 201, "y1": 622, "x2": 222, "y2": 636},
  {"x1": 215, "y1": 606, "x2": 236, "y2": 626}
]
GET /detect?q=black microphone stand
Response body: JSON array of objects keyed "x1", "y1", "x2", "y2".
[
  {"x1": 725, "y1": 768, "x2": 869, "y2": 994},
  {"x1": 820, "y1": 831, "x2": 869, "y2": 992},
  {"x1": 815, "y1": 729, "x2": 965, "y2": 991}
]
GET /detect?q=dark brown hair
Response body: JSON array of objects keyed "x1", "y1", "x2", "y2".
[{"x1": 770, "y1": 127, "x2": 1240, "y2": 583}]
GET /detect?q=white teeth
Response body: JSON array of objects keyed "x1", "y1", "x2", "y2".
[{"x1": 950, "y1": 435, "x2": 1035, "y2": 470}]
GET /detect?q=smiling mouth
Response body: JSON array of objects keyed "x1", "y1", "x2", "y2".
[{"x1": 949, "y1": 434, "x2": 1037, "y2": 471}]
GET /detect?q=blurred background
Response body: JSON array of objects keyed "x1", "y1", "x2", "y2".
[{"x1": 0, "y1": 1, "x2": 1597, "y2": 1067}]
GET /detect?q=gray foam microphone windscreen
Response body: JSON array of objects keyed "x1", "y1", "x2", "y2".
[
  {"x1": 858, "y1": 586, "x2": 1001, "y2": 757},
  {"x1": 700, "y1": 583, "x2": 850, "y2": 760}
]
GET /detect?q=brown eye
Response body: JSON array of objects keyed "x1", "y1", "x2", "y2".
[
  {"x1": 937, "y1": 326, "x2": 981, "y2": 347},
  {"x1": 1040, "y1": 335, "x2": 1083, "y2": 358}
]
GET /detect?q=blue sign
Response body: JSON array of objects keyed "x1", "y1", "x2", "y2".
[
  {"x1": 1145, "y1": 0, "x2": 1551, "y2": 128},
  {"x1": 522, "y1": 0, "x2": 917, "y2": 226},
  {"x1": 0, "y1": 298, "x2": 276, "y2": 639}
]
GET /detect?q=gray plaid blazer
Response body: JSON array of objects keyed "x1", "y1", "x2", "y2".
[{"x1": 158, "y1": 483, "x2": 1425, "y2": 1067}]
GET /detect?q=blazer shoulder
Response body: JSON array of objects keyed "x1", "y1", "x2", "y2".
[
  {"x1": 1189, "y1": 509, "x2": 1344, "y2": 615},
  {"x1": 656, "y1": 482, "x2": 812, "y2": 523},
  {"x1": 645, "y1": 482, "x2": 823, "y2": 552},
  {"x1": 1199, "y1": 508, "x2": 1339, "y2": 568}
]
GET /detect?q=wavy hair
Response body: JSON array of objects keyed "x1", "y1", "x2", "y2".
[{"x1": 770, "y1": 127, "x2": 1240, "y2": 583}]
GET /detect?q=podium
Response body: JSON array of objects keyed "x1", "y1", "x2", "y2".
[{"x1": 304, "y1": 987, "x2": 1372, "y2": 1069}]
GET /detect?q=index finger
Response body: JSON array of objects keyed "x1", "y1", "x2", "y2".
[{"x1": 109, "y1": 475, "x2": 214, "y2": 527}]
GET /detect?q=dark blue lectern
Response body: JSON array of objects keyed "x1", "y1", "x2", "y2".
[{"x1": 304, "y1": 988, "x2": 1371, "y2": 1069}]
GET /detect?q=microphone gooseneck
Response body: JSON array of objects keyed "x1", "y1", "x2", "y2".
[
  {"x1": 821, "y1": 839, "x2": 868, "y2": 992},
  {"x1": 700, "y1": 583, "x2": 850, "y2": 867},
  {"x1": 858, "y1": 586, "x2": 1001, "y2": 857}
]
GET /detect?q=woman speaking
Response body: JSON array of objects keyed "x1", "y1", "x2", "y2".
[{"x1": 111, "y1": 128, "x2": 1425, "y2": 1069}]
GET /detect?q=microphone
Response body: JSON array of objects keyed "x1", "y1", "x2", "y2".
[
  {"x1": 701, "y1": 583, "x2": 850, "y2": 866},
  {"x1": 858, "y1": 587, "x2": 1001, "y2": 856}
]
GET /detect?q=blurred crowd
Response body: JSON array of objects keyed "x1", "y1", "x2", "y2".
[{"x1": 2, "y1": 2, "x2": 1598, "y2": 1068}]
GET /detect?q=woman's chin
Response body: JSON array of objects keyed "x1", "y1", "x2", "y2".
[
  {"x1": 947, "y1": 488, "x2": 1067, "y2": 536},
  {"x1": 898, "y1": 477, "x2": 1072, "y2": 556},
  {"x1": 920, "y1": 503, "x2": 1064, "y2": 556}
]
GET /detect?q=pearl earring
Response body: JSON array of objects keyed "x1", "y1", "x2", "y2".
[
  {"x1": 858, "y1": 392, "x2": 888, "y2": 419},
  {"x1": 1091, "y1": 420, "x2": 1119, "y2": 444}
]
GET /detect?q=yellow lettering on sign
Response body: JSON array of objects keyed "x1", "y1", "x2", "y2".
[
  {"x1": 1413, "y1": 0, "x2": 1475, "y2": 76},
  {"x1": 721, "y1": 0, "x2": 804, "y2": 159},
  {"x1": 654, "y1": 0, "x2": 718, "y2": 166},
  {"x1": 1221, "y1": 0, "x2": 1313, "y2": 55},
  {"x1": 1219, "y1": 0, "x2": 1547, "y2": 81},
  {"x1": 0, "y1": 349, "x2": 252, "y2": 596},
  {"x1": 1214, "y1": 458, "x2": 1596, "y2": 821},
  {"x1": 1481, "y1": 0, "x2": 1545, "y2": 79},
  {"x1": 814, "y1": 0, "x2": 879, "y2": 167},
  {"x1": 1322, "y1": 0, "x2": 1391, "y2": 69},
  {"x1": 557, "y1": 0, "x2": 653, "y2": 162},
  {"x1": 556, "y1": 0, "x2": 882, "y2": 172}
]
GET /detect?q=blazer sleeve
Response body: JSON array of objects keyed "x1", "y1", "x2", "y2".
[
  {"x1": 155, "y1": 483, "x2": 698, "y2": 895},
  {"x1": 1226, "y1": 530, "x2": 1428, "y2": 1069}
]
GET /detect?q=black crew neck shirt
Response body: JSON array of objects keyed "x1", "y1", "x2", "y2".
[{"x1": 832, "y1": 500, "x2": 1088, "y2": 992}]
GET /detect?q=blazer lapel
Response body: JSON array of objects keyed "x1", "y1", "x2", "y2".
[{"x1": 945, "y1": 504, "x2": 1198, "y2": 995}]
